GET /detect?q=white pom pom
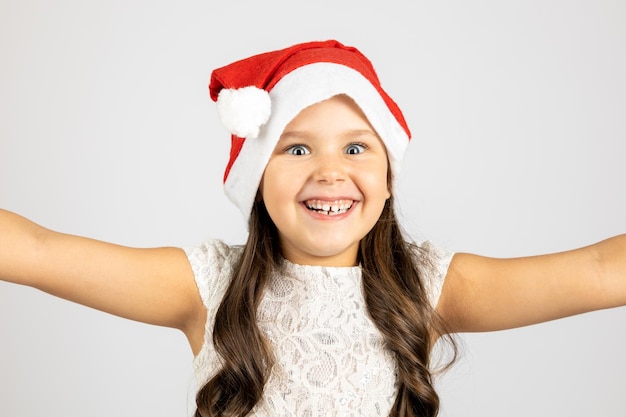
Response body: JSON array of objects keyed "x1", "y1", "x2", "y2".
[{"x1": 216, "y1": 86, "x2": 272, "y2": 139}]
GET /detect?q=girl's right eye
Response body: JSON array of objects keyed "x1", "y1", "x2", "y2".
[{"x1": 286, "y1": 145, "x2": 310, "y2": 156}]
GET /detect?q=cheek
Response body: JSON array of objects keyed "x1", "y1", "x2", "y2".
[
  {"x1": 365, "y1": 163, "x2": 391, "y2": 200},
  {"x1": 259, "y1": 165, "x2": 293, "y2": 218},
  {"x1": 259, "y1": 164, "x2": 279, "y2": 201}
]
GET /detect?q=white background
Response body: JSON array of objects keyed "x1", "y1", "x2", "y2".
[{"x1": 1, "y1": 1, "x2": 625, "y2": 416}]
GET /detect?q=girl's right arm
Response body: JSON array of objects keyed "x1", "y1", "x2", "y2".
[{"x1": 0, "y1": 209, "x2": 207, "y2": 353}]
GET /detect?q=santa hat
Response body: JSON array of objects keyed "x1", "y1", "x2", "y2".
[{"x1": 209, "y1": 40, "x2": 412, "y2": 223}]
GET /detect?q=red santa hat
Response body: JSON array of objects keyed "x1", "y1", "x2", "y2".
[{"x1": 209, "y1": 40, "x2": 412, "y2": 223}]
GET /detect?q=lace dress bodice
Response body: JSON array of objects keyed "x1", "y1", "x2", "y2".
[{"x1": 184, "y1": 240, "x2": 453, "y2": 417}]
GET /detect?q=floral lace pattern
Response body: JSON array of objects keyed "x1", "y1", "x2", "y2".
[{"x1": 184, "y1": 240, "x2": 453, "y2": 417}]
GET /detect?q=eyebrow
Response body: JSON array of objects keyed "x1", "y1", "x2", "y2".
[
  {"x1": 279, "y1": 129, "x2": 378, "y2": 141},
  {"x1": 342, "y1": 129, "x2": 379, "y2": 139}
]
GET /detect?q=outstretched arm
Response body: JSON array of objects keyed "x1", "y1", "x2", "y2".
[
  {"x1": 437, "y1": 234, "x2": 626, "y2": 333},
  {"x1": 0, "y1": 209, "x2": 206, "y2": 353}
]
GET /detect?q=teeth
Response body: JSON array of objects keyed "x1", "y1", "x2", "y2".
[{"x1": 305, "y1": 199, "x2": 354, "y2": 216}]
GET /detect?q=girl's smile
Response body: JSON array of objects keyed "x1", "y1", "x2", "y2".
[
  {"x1": 302, "y1": 199, "x2": 355, "y2": 217},
  {"x1": 260, "y1": 94, "x2": 390, "y2": 267}
]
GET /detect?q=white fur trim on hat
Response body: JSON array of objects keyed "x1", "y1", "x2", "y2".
[
  {"x1": 224, "y1": 62, "x2": 410, "y2": 223},
  {"x1": 216, "y1": 86, "x2": 272, "y2": 139}
]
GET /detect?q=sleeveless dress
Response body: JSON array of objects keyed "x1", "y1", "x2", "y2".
[{"x1": 184, "y1": 239, "x2": 453, "y2": 417}]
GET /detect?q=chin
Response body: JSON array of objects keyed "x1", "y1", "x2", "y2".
[{"x1": 301, "y1": 244, "x2": 360, "y2": 266}]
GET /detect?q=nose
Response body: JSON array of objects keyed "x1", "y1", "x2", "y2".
[{"x1": 312, "y1": 153, "x2": 346, "y2": 184}]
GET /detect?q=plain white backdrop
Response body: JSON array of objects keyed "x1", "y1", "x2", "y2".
[{"x1": 1, "y1": 1, "x2": 625, "y2": 416}]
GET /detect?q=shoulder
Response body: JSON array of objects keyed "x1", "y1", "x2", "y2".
[
  {"x1": 182, "y1": 239, "x2": 243, "y2": 308},
  {"x1": 183, "y1": 239, "x2": 243, "y2": 269},
  {"x1": 410, "y1": 240, "x2": 455, "y2": 307}
]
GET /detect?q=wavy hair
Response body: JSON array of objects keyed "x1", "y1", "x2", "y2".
[{"x1": 194, "y1": 198, "x2": 457, "y2": 417}]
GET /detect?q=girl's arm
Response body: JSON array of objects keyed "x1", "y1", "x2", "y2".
[
  {"x1": 0, "y1": 209, "x2": 206, "y2": 352},
  {"x1": 436, "y1": 234, "x2": 626, "y2": 333}
]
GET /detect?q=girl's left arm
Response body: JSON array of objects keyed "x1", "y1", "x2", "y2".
[{"x1": 436, "y1": 234, "x2": 626, "y2": 333}]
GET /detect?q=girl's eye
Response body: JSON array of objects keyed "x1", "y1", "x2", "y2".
[
  {"x1": 345, "y1": 143, "x2": 366, "y2": 155},
  {"x1": 286, "y1": 145, "x2": 310, "y2": 156}
]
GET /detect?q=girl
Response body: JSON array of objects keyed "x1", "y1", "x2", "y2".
[{"x1": 1, "y1": 38, "x2": 625, "y2": 417}]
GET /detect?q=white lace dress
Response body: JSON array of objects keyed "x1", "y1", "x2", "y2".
[{"x1": 184, "y1": 240, "x2": 453, "y2": 417}]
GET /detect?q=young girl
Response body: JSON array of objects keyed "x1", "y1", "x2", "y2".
[{"x1": 1, "y1": 39, "x2": 625, "y2": 417}]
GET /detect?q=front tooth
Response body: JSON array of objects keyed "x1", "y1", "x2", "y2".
[{"x1": 306, "y1": 200, "x2": 353, "y2": 212}]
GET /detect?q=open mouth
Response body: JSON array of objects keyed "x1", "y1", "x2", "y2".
[{"x1": 304, "y1": 199, "x2": 354, "y2": 216}]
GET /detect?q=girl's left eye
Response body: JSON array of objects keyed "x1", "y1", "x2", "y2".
[{"x1": 345, "y1": 143, "x2": 366, "y2": 155}]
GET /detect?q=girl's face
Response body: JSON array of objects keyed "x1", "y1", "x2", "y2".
[{"x1": 260, "y1": 95, "x2": 391, "y2": 267}]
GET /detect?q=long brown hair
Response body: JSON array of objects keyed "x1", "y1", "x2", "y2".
[{"x1": 195, "y1": 198, "x2": 457, "y2": 417}]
